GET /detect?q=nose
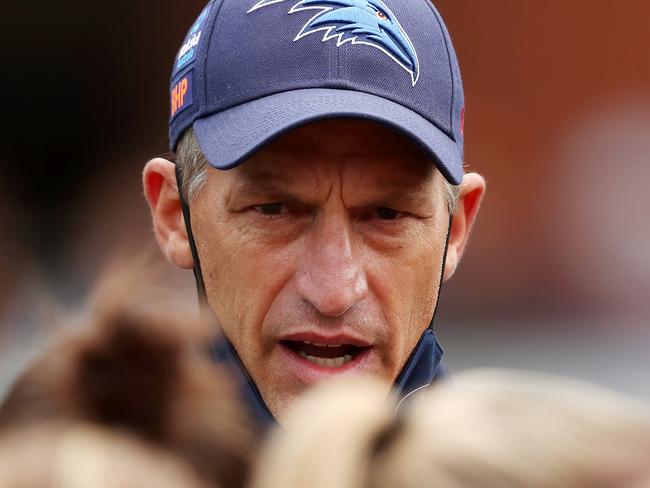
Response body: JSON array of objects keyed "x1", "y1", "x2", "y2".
[{"x1": 295, "y1": 215, "x2": 369, "y2": 317}]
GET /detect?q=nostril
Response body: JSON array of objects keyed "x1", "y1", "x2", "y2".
[{"x1": 316, "y1": 291, "x2": 361, "y2": 317}]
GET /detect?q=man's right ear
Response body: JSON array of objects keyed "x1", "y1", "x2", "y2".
[{"x1": 143, "y1": 158, "x2": 194, "y2": 270}]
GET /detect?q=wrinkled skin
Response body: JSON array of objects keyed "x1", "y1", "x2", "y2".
[{"x1": 144, "y1": 119, "x2": 485, "y2": 420}]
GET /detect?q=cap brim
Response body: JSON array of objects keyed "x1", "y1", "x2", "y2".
[{"x1": 193, "y1": 88, "x2": 463, "y2": 184}]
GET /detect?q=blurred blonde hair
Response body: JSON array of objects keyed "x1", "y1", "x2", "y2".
[
  {"x1": 0, "y1": 422, "x2": 209, "y2": 488},
  {"x1": 252, "y1": 370, "x2": 650, "y2": 488},
  {"x1": 251, "y1": 379, "x2": 396, "y2": 488}
]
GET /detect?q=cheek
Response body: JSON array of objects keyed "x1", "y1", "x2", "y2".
[
  {"x1": 368, "y1": 228, "x2": 445, "y2": 357},
  {"x1": 192, "y1": 208, "x2": 297, "y2": 348}
]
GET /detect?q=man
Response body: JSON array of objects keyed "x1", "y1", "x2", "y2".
[{"x1": 144, "y1": 0, "x2": 485, "y2": 425}]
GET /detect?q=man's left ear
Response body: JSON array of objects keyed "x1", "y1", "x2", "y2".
[{"x1": 443, "y1": 172, "x2": 486, "y2": 281}]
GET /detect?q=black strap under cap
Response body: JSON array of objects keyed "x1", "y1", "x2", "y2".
[
  {"x1": 430, "y1": 214, "x2": 453, "y2": 329},
  {"x1": 175, "y1": 164, "x2": 208, "y2": 306}
]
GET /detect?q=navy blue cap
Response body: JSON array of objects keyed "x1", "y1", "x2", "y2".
[{"x1": 169, "y1": 0, "x2": 466, "y2": 184}]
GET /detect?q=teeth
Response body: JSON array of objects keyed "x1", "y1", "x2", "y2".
[{"x1": 298, "y1": 353, "x2": 354, "y2": 368}]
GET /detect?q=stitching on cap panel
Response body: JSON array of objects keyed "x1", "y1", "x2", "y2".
[
  {"x1": 204, "y1": 0, "x2": 230, "y2": 110},
  {"x1": 423, "y1": 0, "x2": 456, "y2": 140}
]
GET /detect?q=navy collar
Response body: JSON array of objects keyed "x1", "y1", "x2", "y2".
[{"x1": 211, "y1": 329, "x2": 445, "y2": 428}]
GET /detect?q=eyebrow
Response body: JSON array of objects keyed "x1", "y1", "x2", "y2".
[
  {"x1": 228, "y1": 167, "x2": 438, "y2": 209},
  {"x1": 226, "y1": 169, "x2": 312, "y2": 205},
  {"x1": 369, "y1": 169, "x2": 438, "y2": 207},
  {"x1": 364, "y1": 186, "x2": 436, "y2": 212}
]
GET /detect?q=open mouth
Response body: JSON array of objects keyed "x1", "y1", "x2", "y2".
[{"x1": 281, "y1": 340, "x2": 369, "y2": 368}]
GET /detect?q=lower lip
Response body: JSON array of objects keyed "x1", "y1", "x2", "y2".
[{"x1": 277, "y1": 343, "x2": 373, "y2": 384}]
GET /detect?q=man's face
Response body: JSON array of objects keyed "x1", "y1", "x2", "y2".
[{"x1": 189, "y1": 119, "x2": 451, "y2": 419}]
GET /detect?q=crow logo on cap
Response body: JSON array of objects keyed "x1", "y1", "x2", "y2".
[{"x1": 248, "y1": 0, "x2": 420, "y2": 86}]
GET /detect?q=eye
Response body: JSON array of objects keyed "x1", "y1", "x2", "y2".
[
  {"x1": 254, "y1": 203, "x2": 287, "y2": 215},
  {"x1": 376, "y1": 10, "x2": 388, "y2": 20},
  {"x1": 376, "y1": 207, "x2": 401, "y2": 220}
]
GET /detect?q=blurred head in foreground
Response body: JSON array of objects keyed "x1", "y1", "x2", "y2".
[
  {"x1": 252, "y1": 370, "x2": 650, "y2": 488},
  {"x1": 0, "y1": 266, "x2": 254, "y2": 488},
  {"x1": 0, "y1": 423, "x2": 209, "y2": 488}
]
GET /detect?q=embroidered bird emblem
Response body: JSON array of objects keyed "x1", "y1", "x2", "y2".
[{"x1": 248, "y1": 0, "x2": 421, "y2": 86}]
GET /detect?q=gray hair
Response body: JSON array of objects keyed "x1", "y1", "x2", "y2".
[{"x1": 176, "y1": 127, "x2": 460, "y2": 214}]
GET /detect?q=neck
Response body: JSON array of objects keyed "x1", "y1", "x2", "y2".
[{"x1": 211, "y1": 327, "x2": 445, "y2": 428}]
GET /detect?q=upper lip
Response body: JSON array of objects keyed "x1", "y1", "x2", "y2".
[{"x1": 280, "y1": 331, "x2": 371, "y2": 348}]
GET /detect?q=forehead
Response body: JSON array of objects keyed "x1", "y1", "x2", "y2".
[{"x1": 233, "y1": 118, "x2": 436, "y2": 185}]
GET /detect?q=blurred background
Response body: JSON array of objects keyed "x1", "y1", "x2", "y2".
[{"x1": 1, "y1": 1, "x2": 648, "y2": 399}]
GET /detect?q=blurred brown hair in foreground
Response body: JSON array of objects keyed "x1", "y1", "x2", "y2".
[
  {"x1": 0, "y1": 256, "x2": 255, "y2": 488},
  {"x1": 253, "y1": 371, "x2": 650, "y2": 488}
]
